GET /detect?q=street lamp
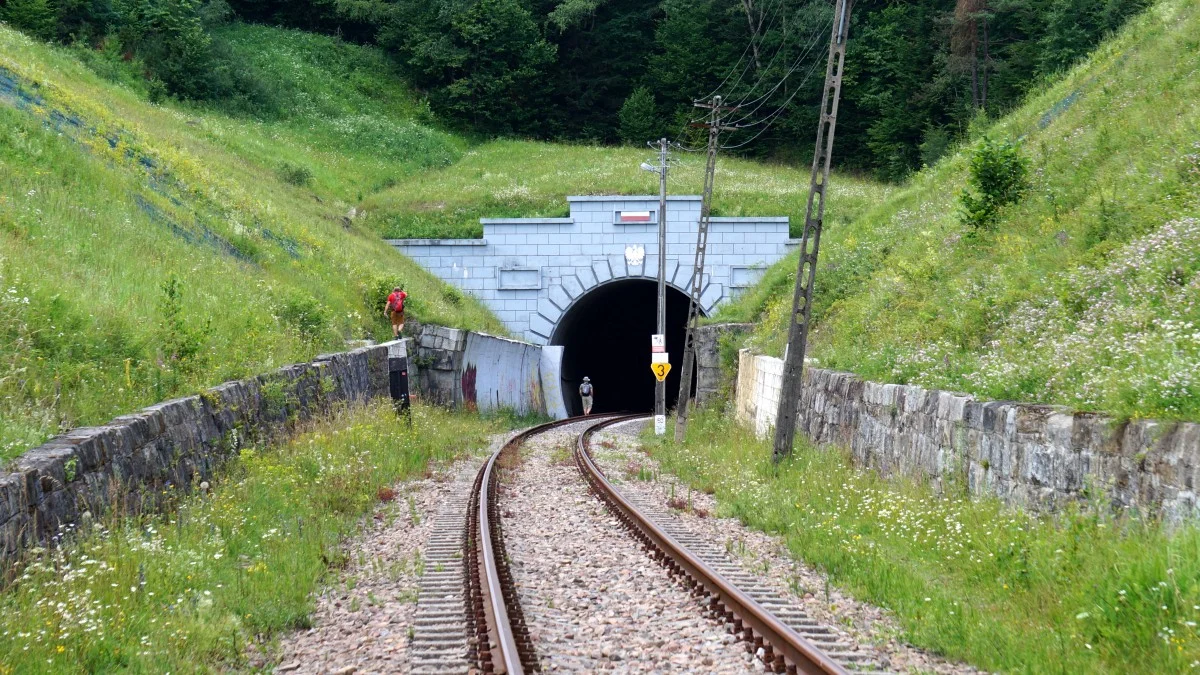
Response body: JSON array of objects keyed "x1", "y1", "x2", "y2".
[{"x1": 641, "y1": 140, "x2": 669, "y2": 435}]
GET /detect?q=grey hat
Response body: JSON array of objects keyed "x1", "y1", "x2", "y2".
[{"x1": 582, "y1": 376, "x2": 591, "y2": 382}]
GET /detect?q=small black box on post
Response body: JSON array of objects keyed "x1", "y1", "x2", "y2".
[
  {"x1": 390, "y1": 356, "x2": 410, "y2": 412},
  {"x1": 387, "y1": 340, "x2": 411, "y2": 415}
]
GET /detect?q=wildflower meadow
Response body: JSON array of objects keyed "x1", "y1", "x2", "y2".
[
  {"x1": 0, "y1": 402, "x2": 496, "y2": 673},
  {"x1": 645, "y1": 407, "x2": 1200, "y2": 673},
  {"x1": 718, "y1": 0, "x2": 1200, "y2": 422}
]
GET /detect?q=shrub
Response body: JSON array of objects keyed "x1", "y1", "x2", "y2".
[
  {"x1": 274, "y1": 291, "x2": 327, "y2": 341},
  {"x1": 361, "y1": 275, "x2": 399, "y2": 313},
  {"x1": 918, "y1": 124, "x2": 953, "y2": 167},
  {"x1": 69, "y1": 36, "x2": 152, "y2": 94},
  {"x1": 158, "y1": 274, "x2": 210, "y2": 373},
  {"x1": 958, "y1": 136, "x2": 1031, "y2": 230},
  {"x1": 113, "y1": 0, "x2": 218, "y2": 100},
  {"x1": 278, "y1": 161, "x2": 314, "y2": 187}
]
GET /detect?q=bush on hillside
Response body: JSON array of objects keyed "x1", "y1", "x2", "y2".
[
  {"x1": 157, "y1": 275, "x2": 211, "y2": 373},
  {"x1": 958, "y1": 136, "x2": 1031, "y2": 231},
  {"x1": 277, "y1": 161, "x2": 313, "y2": 187},
  {"x1": 274, "y1": 291, "x2": 328, "y2": 342}
]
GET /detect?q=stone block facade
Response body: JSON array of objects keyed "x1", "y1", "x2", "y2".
[
  {"x1": 732, "y1": 348, "x2": 1200, "y2": 520},
  {"x1": 389, "y1": 196, "x2": 793, "y2": 344},
  {"x1": 0, "y1": 342, "x2": 400, "y2": 566}
]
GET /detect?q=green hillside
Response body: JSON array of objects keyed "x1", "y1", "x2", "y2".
[
  {"x1": 363, "y1": 140, "x2": 895, "y2": 240},
  {"x1": 0, "y1": 24, "x2": 503, "y2": 461},
  {"x1": 718, "y1": 0, "x2": 1200, "y2": 421}
]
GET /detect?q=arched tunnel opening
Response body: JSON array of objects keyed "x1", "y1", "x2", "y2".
[{"x1": 552, "y1": 279, "x2": 699, "y2": 415}]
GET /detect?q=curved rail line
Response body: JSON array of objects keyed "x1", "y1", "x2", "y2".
[
  {"x1": 574, "y1": 415, "x2": 849, "y2": 675},
  {"x1": 466, "y1": 415, "x2": 623, "y2": 674}
]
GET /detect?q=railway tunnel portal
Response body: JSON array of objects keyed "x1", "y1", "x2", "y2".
[
  {"x1": 550, "y1": 278, "x2": 698, "y2": 415},
  {"x1": 390, "y1": 195, "x2": 792, "y2": 413}
]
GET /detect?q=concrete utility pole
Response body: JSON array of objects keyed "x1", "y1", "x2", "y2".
[
  {"x1": 655, "y1": 139, "x2": 669, "y2": 435},
  {"x1": 675, "y1": 96, "x2": 737, "y2": 443},
  {"x1": 772, "y1": 0, "x2": 853, "y2": 462},
  {"x1": 642, "y1": 139, "x2": 671, "y2": 435}
]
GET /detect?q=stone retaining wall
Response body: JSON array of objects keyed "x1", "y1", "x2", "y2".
[
  {"x1": 0, "y1": 342, "x2": 401, "y2": 566},
  {"x1": 733, "y1": 349, "x2": 1200, "y2": 520},
  {"x1": 694, "y1": 323, "x2": 753, "y2": 405}
]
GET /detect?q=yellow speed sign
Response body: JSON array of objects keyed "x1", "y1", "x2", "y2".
[{"x1": 651, "y1": 362, "x2": 672, "y2": 381}]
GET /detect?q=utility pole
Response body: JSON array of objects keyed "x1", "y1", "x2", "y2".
[
  {"x1": 772, "y1": 0, "x2": 853, "y2": 461},
  {"x1": 642, "y1": 139, "x2": 670, "y2": 435},
  {"x1": 675, "y1": 96, "x2": 736, "y2": 443},
  {"x1": 655, "y1": 138, "x2": 669, "y2": 436}
]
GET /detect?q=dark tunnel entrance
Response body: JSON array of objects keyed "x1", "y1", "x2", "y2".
[{"x1": 552, "y1": 279, "x2": 700, "y2": 415}]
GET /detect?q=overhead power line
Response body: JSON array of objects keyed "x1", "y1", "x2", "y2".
[
  {"x1": 720, "y1": 51, "x2": 827, "y2": 150},
  {"x1": 726, "y1": 13, "x2": 829, "y2": 114},
  {"x1": 772, "y1": 0, "x2": 855, "y2": 461},
  {"x1": 726, "y1": 17, "x2": 832, "y2": 127}
]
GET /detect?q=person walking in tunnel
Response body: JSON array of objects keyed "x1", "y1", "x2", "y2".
[
  {"x1": 579, "y1": 377, "x2": 594, "y2": 416},
  {"x1": 386, "y1": 286, "x2": 408, "y2": 338}
]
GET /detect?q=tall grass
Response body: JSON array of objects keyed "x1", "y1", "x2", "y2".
[
  {"x1": 361, "y1": 139, "x2": 896, "y2": 239},
  {"x1": 0, "y1": 402, "x2": 496, "y2": 673},
  {"x1": 645, "y1": 406, "x2": 1200, "y2": 673},
  {"x1": 0, "y1": 25, "x2": 505, "y2": 460},
  {"x1": 714, "y1": 0, "x2": 1200, "y2": 420},
  {"x1": 208, "y1": 24, "x2": 467, "y2": 199}
]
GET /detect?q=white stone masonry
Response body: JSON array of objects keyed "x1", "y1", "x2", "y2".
[{"x1": 389, "y1": 196, "x2": 793, "y2": 345}]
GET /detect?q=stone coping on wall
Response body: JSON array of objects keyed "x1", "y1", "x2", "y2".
[
  {"x1": 566, "y1": 195, "x2": 702, "y2": 202},
  {"x1": 478, "y1": 218, "x2": 575, "y2": 225},
  {"x1": 732, "y1": 348, "x2": 1200, "y2": 521},
  {"x1": 385, "y1": 238, "x2": 488, "y2": 246},
  {"x1": 0, "y1": 341, "x2": 405, "y2": 566},
  {"x1": 709, "y1": 217, "x2": 791, "y2": 223}
]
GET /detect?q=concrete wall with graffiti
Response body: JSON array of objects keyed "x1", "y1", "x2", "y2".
[
  {"x1": 461, "y1": 332, "x2": 544, "y2": 415},
  {"x1": 411, "y1": 325, "x2": 567, "y2": 418}
]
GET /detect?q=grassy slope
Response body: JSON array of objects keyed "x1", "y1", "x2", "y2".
[
  {"x1": 361, "y1": 139, "x2": 896, "y2": 239},
  {"x1": 0, "y1": 403, "x2": 499, "y2": 672},
  {"x1": 0, "y1": 24, "x2": 504, "y2": 460},
  {"x1": 716, "y1": 0, "x2": 1200, "y2": 420},
  {"x1": 648, "y1": 408, "x2": 1200, "y2": 673}
]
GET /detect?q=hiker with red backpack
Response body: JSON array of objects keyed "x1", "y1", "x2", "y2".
[{"x1": 386, "y1": 286, "x2": 408, "y2": 338}]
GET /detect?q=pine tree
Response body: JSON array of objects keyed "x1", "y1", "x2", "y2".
[
  {"x1": 618, "y1": 87, "x2": 659, "y2": 145},
  {"x1": 1, "y1": 0, "x2": 58, "y2": 40}
]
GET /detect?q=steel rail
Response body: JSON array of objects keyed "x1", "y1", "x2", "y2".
[
  {"x1": 574, "y1": 416, "x2": 848, "y2": 675},
  {"x1": 477, "y1": 441, "x2": 525, "y2": 675},
  {"x1": 470, "y1": 414, "x2": 625, "y2": 674}
]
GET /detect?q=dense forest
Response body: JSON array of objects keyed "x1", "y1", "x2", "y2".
[{"x1": 0, "y1": 0, "x2": 1148, "y2": 178}]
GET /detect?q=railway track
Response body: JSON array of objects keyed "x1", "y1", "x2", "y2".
[
  {"x1": 456, "y1": 414, "x2": 872, "y2": 674},
  {"x1": 575, "y1": 416, "x2": 872, "y2": 675}
]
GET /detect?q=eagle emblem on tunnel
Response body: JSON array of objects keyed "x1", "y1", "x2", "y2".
[{"x1": 624, "y1": 244, "x2": 645, "y2": 267}]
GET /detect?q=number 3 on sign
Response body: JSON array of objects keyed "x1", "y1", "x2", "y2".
[{"x1": 651, "y1": 362, "x2": 672, "y2": 381}]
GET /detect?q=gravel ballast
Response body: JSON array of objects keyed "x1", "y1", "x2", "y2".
[
  {"x1": 271, "y1": 440, "x2": 496, "y2": 674},
  {"x1": 501, "y1": 421, "x2": 764, "y2": 673}
]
